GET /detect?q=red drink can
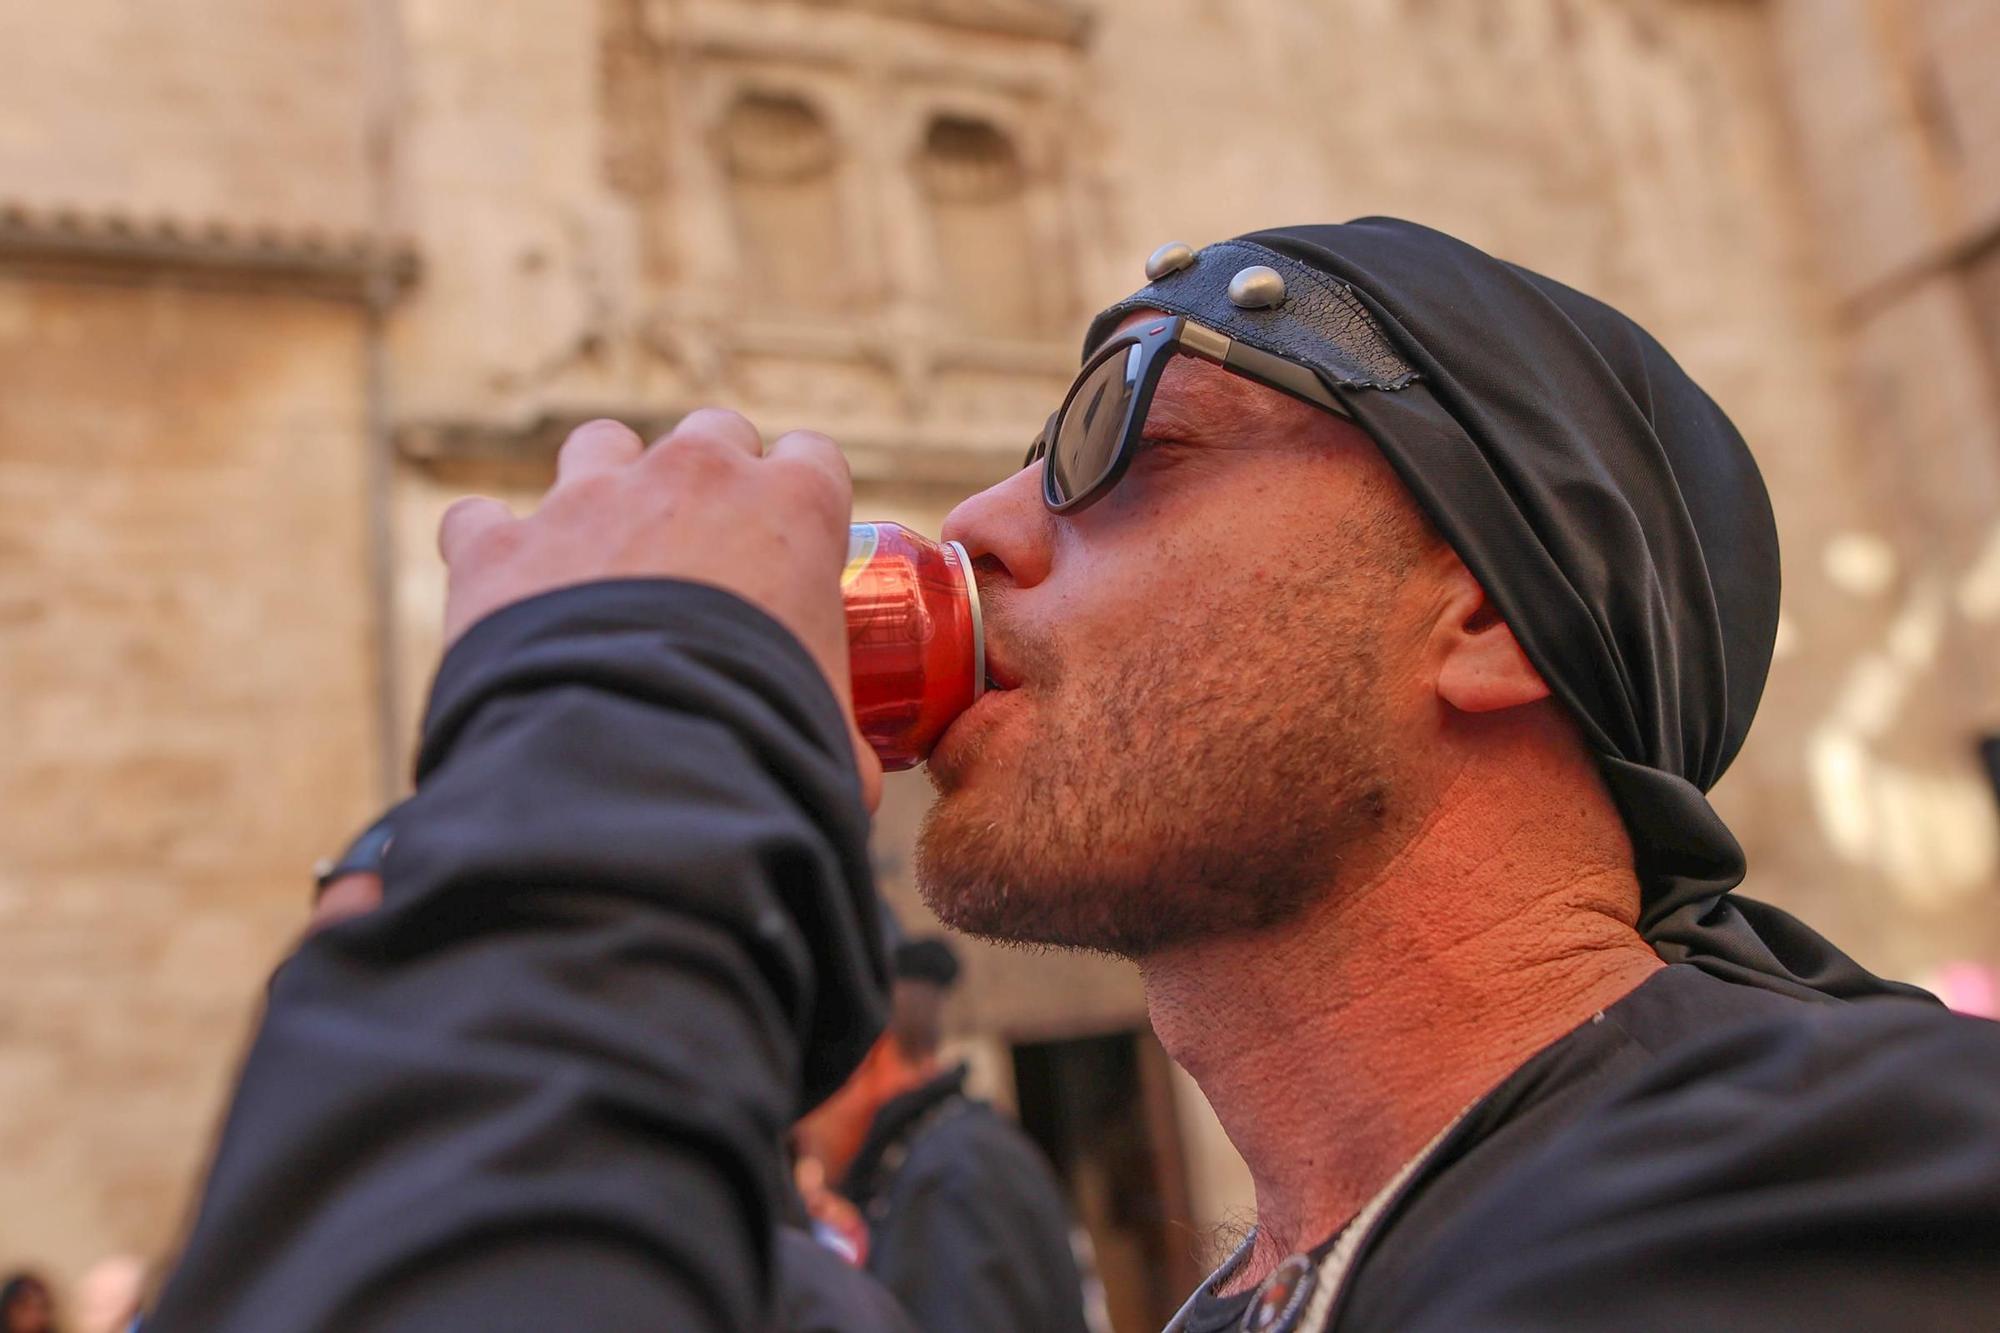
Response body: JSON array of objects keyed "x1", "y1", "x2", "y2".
[{"x1": 844, "y1": 522, "x2": 984, "y2": 770}]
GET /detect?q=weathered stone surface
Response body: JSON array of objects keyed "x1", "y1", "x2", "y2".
[
  {"x1": 0, "y1": 277, "x2": 380, "y2": 1283},
  {"x1": 1914, "y1": 0, "x2": 2000, "y2": 237},
  {"x1": 0, "y1": 0, "x2": 380, "y2": 233}
]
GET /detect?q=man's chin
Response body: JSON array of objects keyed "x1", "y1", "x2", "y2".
[
  {"x1": 915, "y1": 802, "x2": 1083, "y2": 950},
  {"x1": 915, "y1": 786, "x2": 1355, "y2": 959},
  {"x1": 914, "y1": 813, "x2": 1186, "y2": 958},
  {"x1": 915, "y1": 880, "x2": 1136, "y2": 958}
]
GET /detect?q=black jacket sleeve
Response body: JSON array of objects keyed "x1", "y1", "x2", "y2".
[
  {"x1": 1382, "y1": 999, "x2": 2000, "y2": 1332},
  {"x1": 146, "y1": 579, "x2": 890, "y2": 1333}
]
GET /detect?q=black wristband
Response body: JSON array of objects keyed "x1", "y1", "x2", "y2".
[{"x1": 312, "y1": 809, "x2": 400, "y2": 900}]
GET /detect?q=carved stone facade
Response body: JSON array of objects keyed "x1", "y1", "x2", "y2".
[{"x1": 2, "y1": 0, "x2": 1998, "y2": 1304}]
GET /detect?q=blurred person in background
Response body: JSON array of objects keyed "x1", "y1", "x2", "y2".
[
  {"x1": 142, "y1": 219, "x2": 2000, "y2": 1332},
  {"x1": 0, "y1": 1273, "x2": 56, "y2": 1333},
  {"x1": 773, "y1": 1210, "x2": 916, "y2": 1333},
  {"x1": 790, "y1": 1153, "x2": 869, "y2": 1270},
  {"x1": 795, "y1": 936, "x2": 1089, "y2": 1333}
]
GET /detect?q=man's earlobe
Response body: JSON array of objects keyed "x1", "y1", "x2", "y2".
[{"x1": 1435, "y1": 597, "x2": 1552, "y2": 715}]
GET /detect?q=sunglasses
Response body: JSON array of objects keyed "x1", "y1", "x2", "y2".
[{"x1": 1024, "y1": 314, "x2": 1355, "y2": 514}]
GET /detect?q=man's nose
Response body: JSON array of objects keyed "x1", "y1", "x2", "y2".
[{"x1": 941, "y1": 462, "x2": 1054, "y2": 589}]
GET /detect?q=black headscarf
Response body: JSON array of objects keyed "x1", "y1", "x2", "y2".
[{"x1": 1087, "y1": 218, "x2": 1925, "y2": 1005}]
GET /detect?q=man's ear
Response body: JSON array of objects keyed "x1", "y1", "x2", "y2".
[{"x1": 1432, "y1": 563, "x2": 1551, "y2": 715}]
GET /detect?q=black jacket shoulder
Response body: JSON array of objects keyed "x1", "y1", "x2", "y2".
[{"x1": 1368, "y1": 977, "x2": 2000, "y2": 1331}]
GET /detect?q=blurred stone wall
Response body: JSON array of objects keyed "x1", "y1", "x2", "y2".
[
  {"x1": 1760, "y1": 0, "x2": 2000, "y2": 965},
  {"x1": 0, "y1": 276, "x2": 381, "y2": 1283},
  {"x1": 0, "y1": 0, "x2": 400, "y2": 1289},
  {"x1": 2, "y1": 0, "x2": 1997, "y2": 1297}
]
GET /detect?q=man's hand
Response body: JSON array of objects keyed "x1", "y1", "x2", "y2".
[{"x1": 437, "y1": 411, "x2": 882, "y2": 809}]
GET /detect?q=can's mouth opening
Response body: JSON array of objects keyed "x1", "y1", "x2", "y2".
[{"x1": 947, "y1": 538, "x2": 985, "y2": 703}]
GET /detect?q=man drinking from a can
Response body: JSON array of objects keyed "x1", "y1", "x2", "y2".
[{"x1": 149, "y1": 220, "x2": 2000, "y2": 1333}]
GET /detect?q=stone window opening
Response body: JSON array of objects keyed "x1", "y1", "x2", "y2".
[
  {"x1": 718, "y1": 90, "x2": 847, "y2": 314},
  {"x1": 918, "y1": 113, "x2": 1041, "y2": 337}
]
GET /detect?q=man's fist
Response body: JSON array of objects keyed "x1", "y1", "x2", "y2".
[{"x1": 437, "y1": 411, "x2": 882, "y2": 810}]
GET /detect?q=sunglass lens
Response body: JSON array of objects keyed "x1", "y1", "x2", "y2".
[{"x1": 1049, "y1": 345, "x2": 1143, "y2": 506}]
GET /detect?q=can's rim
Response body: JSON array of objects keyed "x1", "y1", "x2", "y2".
[{"x1": 946, "y1": 538, "x2": 985, "y2": 704}]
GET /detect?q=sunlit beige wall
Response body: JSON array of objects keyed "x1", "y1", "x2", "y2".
[
  {"x1": 0, "y1": 276, "x2": 380, "y2": 1284},
  {"x1": 0, "y1": 0, "x2": 390, "y2": 1291}
]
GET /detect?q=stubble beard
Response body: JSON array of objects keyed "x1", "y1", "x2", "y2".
[{"x1": 914, "y1": 582, "x2": 1398, "y2": 960}]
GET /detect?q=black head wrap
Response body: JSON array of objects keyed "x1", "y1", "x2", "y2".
[{"x1": 1086, "y1": 218, "x2": 1925, "y2": 1005}]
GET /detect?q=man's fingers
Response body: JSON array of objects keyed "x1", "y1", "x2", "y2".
[
  {"x1": 764, "y1": 431, "x2": 873, "y2": 809},
  {"x1": 659, "y1": 407, "x2": 764, "y2": 459},
  {"x1": 765, "y1": 428, "x2": 850, "y2": 482},
  {"x1": 437, "y1": 497, "x2": 514, "y2": 565},
  {"x1": 555, "y1": 419, "x2": 645, "y2": 487},
  {"x1": 766, "y1": 429, "x2": 853, "y2": 519},
  {"x1": 851, "y1": 721, "x2": 884, "y2": 815}
]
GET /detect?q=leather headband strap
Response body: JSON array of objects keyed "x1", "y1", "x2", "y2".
[{"x1": 1081, "y1": 239, "x2": 1419, "y2": 392}]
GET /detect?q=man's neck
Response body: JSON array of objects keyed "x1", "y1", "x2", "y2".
[{"x1": 1141, "y1": 762, "x2": 1663, "y2": 1295}]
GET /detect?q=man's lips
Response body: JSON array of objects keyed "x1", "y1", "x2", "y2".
[
  {"x1": 982, "y1": 651, "x2": 1025, "y2": 693},
  {"x1": 933, "y1": 666, "x2": 1025, "y2": 774}
]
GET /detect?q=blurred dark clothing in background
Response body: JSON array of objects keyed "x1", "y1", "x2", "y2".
[{"x1": 842, "y1": 1063, "x2": 1091, "y2": 1333}]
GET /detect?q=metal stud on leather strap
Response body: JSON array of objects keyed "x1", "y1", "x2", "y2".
[
  {"x1": 1145, "y1": 241, "x2": 1196, "y2": 279},
  {"x1": 1228, "y1": 264, "x2": 1287, "y2": 309}
]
